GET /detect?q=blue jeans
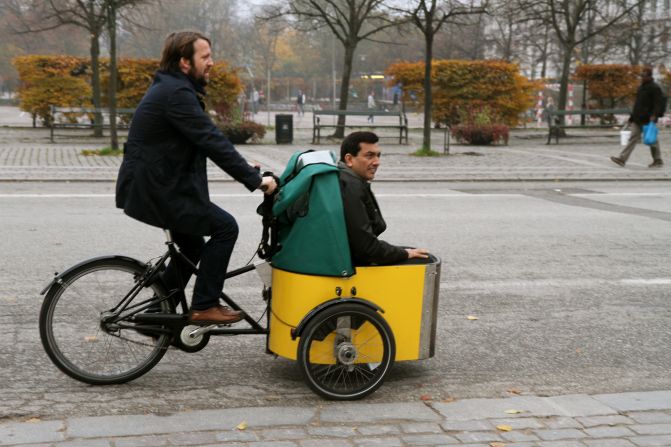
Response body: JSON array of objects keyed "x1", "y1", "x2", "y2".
[{"x1": 164, "y1": 203, "x2": 239, "y2": 311}]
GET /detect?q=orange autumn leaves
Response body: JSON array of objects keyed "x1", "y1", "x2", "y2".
[
  {"x1": 13, "y1": 55, "x2": 242, "y2": 125},
  {"x1": 386, "y1": 60, "x2": 539, "y2": 127},
  {"x1": 573, "y1": 64, "x2": 641, "y2": 109}
]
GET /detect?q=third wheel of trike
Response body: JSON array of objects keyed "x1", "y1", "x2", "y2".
[{"x1": 297, "y1": 302, "x2": 395, "y2": 400}]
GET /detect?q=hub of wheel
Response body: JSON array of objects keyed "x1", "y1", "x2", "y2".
[
  {"x1": 100, "y1": 311, "x2": 119, "y2": 333},
  {"x1": 335, "y1": 342, "x2": 358, "y2": 365}
]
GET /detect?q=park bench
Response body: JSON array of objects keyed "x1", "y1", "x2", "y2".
[
  {"x1": 546, "y1": 108, "x2": 630, "y2": 144},
  {"x1": 49, "y1": 106, "x2": 135, "y2": 142},
  {"x1": 312, "y1": 109, "x2": 408, "y2": 144}
]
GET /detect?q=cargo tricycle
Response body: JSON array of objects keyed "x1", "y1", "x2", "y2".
[{"x1": 39, "y1": 150, "x2": 441, "y2": 400}]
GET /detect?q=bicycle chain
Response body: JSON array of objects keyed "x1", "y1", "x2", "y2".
[{"x1": 107, "y1": 330, "x2": 173, "y2": 350}]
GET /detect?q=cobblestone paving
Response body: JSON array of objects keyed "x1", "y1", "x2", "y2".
[
  {"x1": 2, "y1": 117, "x2": 670, "y2": 446},
  {"x1": 0, "y1": 127, "x2": 670, "y2": 182},
  {"x1": 1, "y1": 391, "x2": 670, "y2": 446}
]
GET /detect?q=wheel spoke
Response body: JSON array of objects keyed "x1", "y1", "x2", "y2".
[{"x1": 299, "y1": 305, "x2": 395, "y2": 400}]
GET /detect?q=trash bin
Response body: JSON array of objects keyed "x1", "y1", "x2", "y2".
[{"x1": 275, "y1": 114, "x2": 293, "y2": 144}]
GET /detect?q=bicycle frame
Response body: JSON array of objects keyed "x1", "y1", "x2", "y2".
[{"x1": 109, "y1": 230, "x2": 269, "y2": 339}]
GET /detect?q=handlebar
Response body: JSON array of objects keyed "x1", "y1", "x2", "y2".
[{"x1": 257, "y1": 171, "x2": 280, "y2": 260}]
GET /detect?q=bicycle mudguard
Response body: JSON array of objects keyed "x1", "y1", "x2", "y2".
[
  {"x1": 40, "y1": 255, "x2": 148, "y2": 295},
  {"x1": 290, "y1": 297, "x2": 384, "y2": 340}
]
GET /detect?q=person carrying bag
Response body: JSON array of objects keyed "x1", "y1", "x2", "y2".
[{"x1": 610, "y1": 66, "x2": 665, "y2": 168}]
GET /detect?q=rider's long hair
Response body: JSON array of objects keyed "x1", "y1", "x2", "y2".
[{"x1": 159, "y1": 30, "x2": 211, "y2": 73}]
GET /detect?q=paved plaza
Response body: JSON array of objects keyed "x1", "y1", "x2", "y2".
[
  {"x1": 1, "y1": 106, "x2": 670, "y2": 446},
  {"x1": 1, "y1": 391, "x2": 671, "y2": 446},
  {"x1": 1, "y1": 104, "x2": 670, "y2": 183}
]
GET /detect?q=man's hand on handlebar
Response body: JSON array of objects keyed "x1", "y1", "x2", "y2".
[
  {"x1": 260, "y1": 175, "x2": 277, "y2": 195},
  {"x1": 406, "y1": 247, "x2": 429, "y2": 259}
]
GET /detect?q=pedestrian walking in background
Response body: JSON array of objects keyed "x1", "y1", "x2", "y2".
[
  {"x1": 611, "y1": 66, "x2": 665, "y2": 168},
  {"x1": 392, "y1": 82, "x2": 402, "y2": 111},
  {"x1": 367, "y1": 91, "x2": 375, "y2": 123},
  {"x1": 251, "y1": 88, "x2": 259, "y2": 114},
  {"x1": 296, "y1": 90, "x2": 305, "y2": 116},
  {"x1": 543, "y1": 96, "x2": 556, "y2": 127}
]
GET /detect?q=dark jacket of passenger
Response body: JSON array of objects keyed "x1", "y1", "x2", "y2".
[
  {"x1": 115, "y1": 71, "x2": 261, "y2": 235},
  {"x1": 338, "y1": 163, "x2": 407, "y2": 266},
  {"x1": 630, "y1": 79, "x2": 664, "y2": 125}
]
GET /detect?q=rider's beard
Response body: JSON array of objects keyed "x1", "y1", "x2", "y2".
[{"x1": 189, "y1": 66, "x2": 208, "y2": 87}]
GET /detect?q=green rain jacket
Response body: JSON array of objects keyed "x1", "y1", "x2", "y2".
[{"x1": 270, "y1": 150, "x2": 354, "y2": 277}]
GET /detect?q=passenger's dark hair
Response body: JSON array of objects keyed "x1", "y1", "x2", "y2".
[
  {"x1": 642, "y1": 66, "x2": 654, "y2": 77},
  {"x1": 159, "y1": 31, "x2": 211, "y2": 73},
  {"x1": 340, "y1": 131, "x2": 379, "y2": 161}
]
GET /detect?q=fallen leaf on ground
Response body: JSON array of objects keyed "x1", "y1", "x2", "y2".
[
  {"x1": 467, "y1": 315, "x2": 478, "y2": 320},
  {"x1": 504, "y1": 409, "x2": 523, "y2": 414},
  {"x1": 419, "y1": 394, "x2": 432, "y2": 401},
  {"x1": 236, "y1": 421, "x2": 248, "y2": 430},
  {"x1": 489, "y1": 442, "x2": 506, "y2": 447},
  {"x1": 25, "y1": 418, "x2": 41, "y2": 423},
  {"x1": 496, "y1": 424, "x2": 513, "y2": 432},
  {"x1": 84, "y1": 336, "x2": 97, "y2": 342},
  {"x1": 441, "y1": 396, "x2": 456, "y2": 403},
  {"x1": 507, "y1": 388, "x2": 522, "y2": 395}
]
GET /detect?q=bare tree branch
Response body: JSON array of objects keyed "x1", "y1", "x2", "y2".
[
  {"x1": 388, "y1": 0, "x2": 488, "y2": 152},
  {"x1": 260, "y1": 0, "x2": 405, "y2": 137}
]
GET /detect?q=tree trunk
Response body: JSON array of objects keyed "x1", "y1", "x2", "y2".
[
  {"x1": 504, "y1": 18, "x2": 513, "y2": 61},
  {"x1": 540, "y1": 25, "x2": 550, "y2": 79},
  {"x1": 90, "y1": 33, "x2": 103, "y2": 137},
  {"x1": 333, "y1": 42, "x2": 355, "y2": 139},
  {"x1": 267, "y1": 67, "x2": 271, "y2": 126},
  {"x1": 557, "y1": 44, "x2": 574, "y2": 125},
  {"x1": 422, "y1": 32, "x2": 434, "y2": 152},
  {"x1": 107, "y1": 2, "x2": 118, "y2": 150},
  {"x1": 631, "y1": 30, "x2": 642, "y2": 65}
]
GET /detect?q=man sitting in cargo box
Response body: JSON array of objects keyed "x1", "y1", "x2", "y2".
[{"x1": 338, "y1": 131, "x2": 429, "y2": 265}]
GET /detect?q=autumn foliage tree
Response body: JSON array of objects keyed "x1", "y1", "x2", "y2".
[
  {"x1": 205, "y1": 61, "x2": 244, "y2": 118},
  {"x1": 573, "y1": 64, "x2": 640, "y2": 109},
  {"x1": 14, "y1": 55, "x2": 243, "y2": 127},
  {"x1": 13, "y1": 55, "x2": 92, "y2": 126},
  {"x1": 387, "y1": 59, "x2": 537, "y2": 127}
]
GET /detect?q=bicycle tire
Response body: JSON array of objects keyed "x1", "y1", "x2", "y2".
[
  {"x1": 39, "y1": 257, "x2": 172, "y2": 385},
  {"x1": 297, "y1": 303, "x2": 395, "y2": 400}
]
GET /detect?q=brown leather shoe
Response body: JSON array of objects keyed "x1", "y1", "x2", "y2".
[{"x1": 189, "y1": 305, "x2": 243, "y2": 325}]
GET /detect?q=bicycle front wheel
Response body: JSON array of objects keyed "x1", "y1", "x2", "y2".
[{"x1": 39, "y1": 257, "x2": 172, "y2": 385}]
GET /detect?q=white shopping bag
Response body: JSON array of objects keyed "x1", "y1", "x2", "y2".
[{"x1": 620, "y1": 129, "x2": 631, "y2": 146}]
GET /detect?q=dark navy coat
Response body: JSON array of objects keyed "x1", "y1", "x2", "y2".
[{"x1": 116, "y1": 71, "x2": 261, "y2": 235}]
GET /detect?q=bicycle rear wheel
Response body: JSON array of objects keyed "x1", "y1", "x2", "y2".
[{"x1": 39, "y1": 257, "x2": 172, "y2": 385}]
